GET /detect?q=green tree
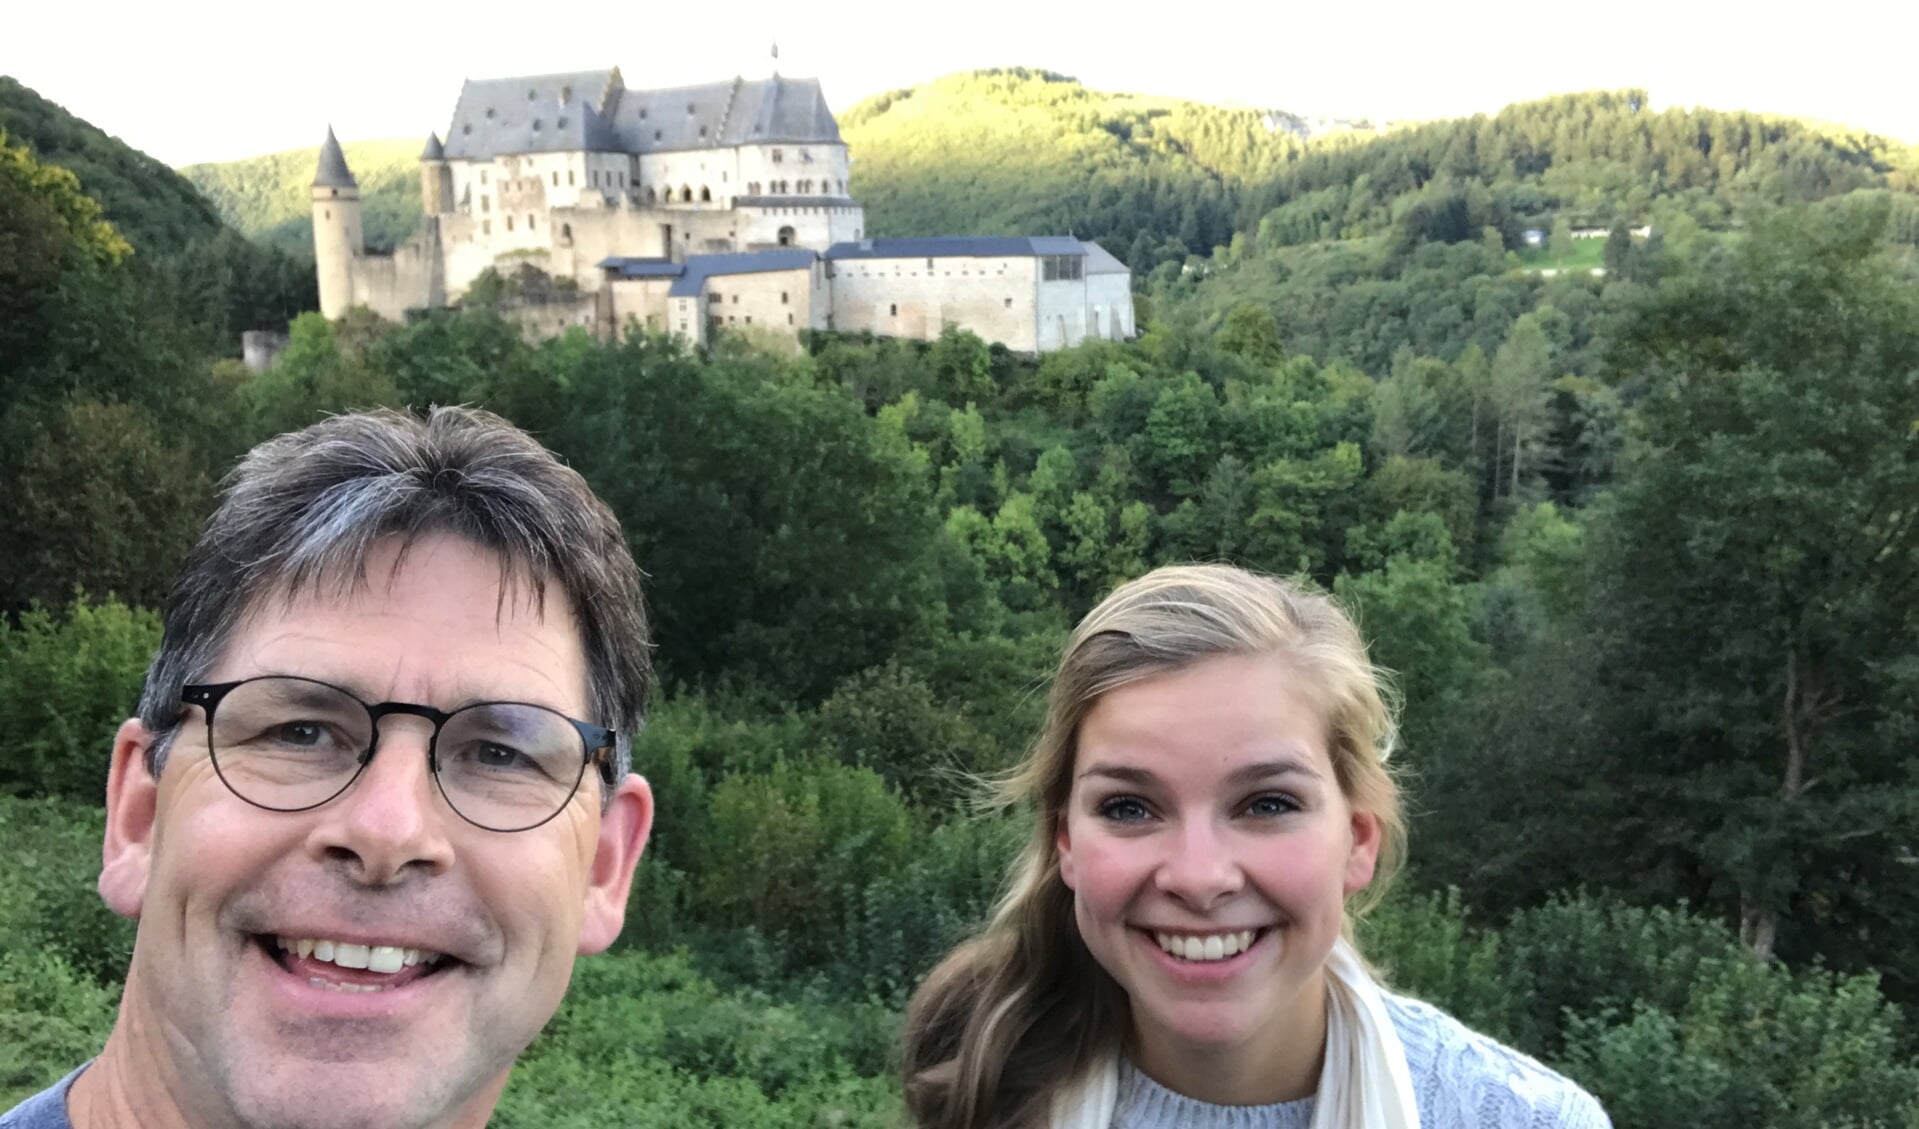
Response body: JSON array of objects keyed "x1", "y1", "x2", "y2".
[{"x1": 1591, "y1": 206, "x2": 1919, "y2": 985}]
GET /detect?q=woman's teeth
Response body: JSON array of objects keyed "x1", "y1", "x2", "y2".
[{"x1": 1154, "y1": 929, "x2": 1258, "y2": 961}]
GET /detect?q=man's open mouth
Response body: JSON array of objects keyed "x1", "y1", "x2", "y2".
[{"x1": 256, "y1": 934, "x2": 456, "y2": 992}]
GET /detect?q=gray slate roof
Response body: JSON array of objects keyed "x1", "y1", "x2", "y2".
[
  {"x1": 824, "y1": 236, "x2": 1088, "y2": 261},
  {"x1": 313, "y1": 127, "x2": 357, "y2": 189},
  {"x1": 421, "y1": 132, "x2": 444, "y2": 161},
  {"x1": 670, "y1": 250, "x2": 818, "y2": 297},
  {"x1": 443, "y1": 69, "x2": 841, "y2": 161}
]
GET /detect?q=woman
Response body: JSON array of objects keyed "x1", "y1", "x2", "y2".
[{"x1": 902, "y1": 564, "x2": 1608, "y2": 1129}]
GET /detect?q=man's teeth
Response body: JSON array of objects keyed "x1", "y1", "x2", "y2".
[
  {"x1": 1154, "y1": 929, "x2": 1258, "y2": 961},
  {"x1": 275, "y1": 936, "x2": 441, "y2": 973}
]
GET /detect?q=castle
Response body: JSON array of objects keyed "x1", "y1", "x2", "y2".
[{"x1": 312, "y1": 67, "x2": 1134, "y2": 352}]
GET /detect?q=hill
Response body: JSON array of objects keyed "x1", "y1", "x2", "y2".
[
  {"x1": 183, "y1": 70, "x2": 1358, "y2": 269},
  {"x1": 0, "y1": 77, "x2": 226, "y2": 256},
  {"x1": 181, "y1": 137, "x2": 426, "y2": 253}
]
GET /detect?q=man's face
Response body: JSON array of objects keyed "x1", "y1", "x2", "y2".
[{"x1": 98, "y1": 535, "x2": 651, "y2": 1129}]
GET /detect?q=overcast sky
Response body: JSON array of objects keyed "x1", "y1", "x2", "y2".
[{"x1": 8, "y1": 0, "x2": 1915, "y2": 167}]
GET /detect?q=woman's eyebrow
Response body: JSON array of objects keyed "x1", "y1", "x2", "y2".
[
  {"x1": 1228, "y1": 757, "x2": 1323, "y2": 785},
  {"x1": 1075, "y1": 763, "x2": 1158, "y2": 785}
]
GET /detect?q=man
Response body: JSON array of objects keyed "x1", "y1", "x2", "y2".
[{"x1": 2, "y1": 407, "x2": 655, "y2": 1129}]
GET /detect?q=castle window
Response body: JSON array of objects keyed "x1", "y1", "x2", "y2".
[
  {"x1": 777, "y1": 225, "x2": 795, "y2": 246},
  {"x1": 745, "y1": 316, "x2": 752, "y2": 324},
  {"x1": 483, "y1": 220, "x2": 491, "y2": 234},
  {"x1": 645, "y1": 187, "x2": 657, "y2": 204},
  {"x1": 480, "y1": 170, "x2": 488, "y2": 184},
  {"x1": 553, "y1": 171, "x2": 560, "y2": 187},
  {"x1": 329, "y1": 188, "x2": 337, "y2": 199},
  {"x1": 699, "y1": 125, "x2": 707, "y2": 138},
  {"x1": 485, "y1": 108, "x2": 496, "y2": 119},
  {"x1": 527, "y1": 214, "x2": 535, "y2": 230},
  {"x1": 780, "y1": 291, "x2": 788, "y2": 304},
  {"x1": 771, "y1": 148, "x2": 783, "y2": 163},
  {"x1": 532, "y1": 118, "x2": 543, "y2": 132},
  {"x1": 890, "y1": 304, "x2": 898, "y2": 316},
  {"x1": 681, "y1": 184, "x2": 692, "y2": 203},
  {"x1": 528, "y1": 89, "x2": 537, "y2": 101},
  {"x1": 700, "y1": 186, "x2": 712, "y2": 202},
  {"x1": 463, "y1": 124, "x2": 472, "y2": 135},
  {"x1": 687, "y1": 102, "x2": 695, "y2": 114},
  {"x1": 506, "y1": 215, "x2": 514, "y2": 231},
  {"x1": 787, "y1": 313, "x2": 794, "y2": 325},
  {"x1": 1004, "y1": 298, "x2": 1012, "y2": 308},
  {"x1": 654, "y1": 130, "x2": 662, "y2": 141},
  {"x1": 926, "y1": 258, "x2": 935, "y2": 270},
  {"x1": 557, "y1": 117, "x2": 567, "y2": 129},
  {"x1": 800, "y1": 149, "x2": 811, "y2": 162},
  {"x1": 708, "y1": 293, "x2": 721, "y2": 305},
  {"x1": 569, "y1": 170, "x2": 576, "y2": 186},
  {"x1": 732, "y1": 294, "x2": 739, "y2": 304},
  {"x1": 639, "y1": 108, "x2": 648, "y2": 120},
  {"x1": 562, "y1": 223, "x2": 572, "y2": 242},
  {"x1": 482, "y1": 196, "x2": 490, "y2": 213},
  {"x1": 592, "y1": 170, "x2": 600, "y2": 186},
  {"x1": 323, "y1": 208, "x2": 330, "y2": 219}
]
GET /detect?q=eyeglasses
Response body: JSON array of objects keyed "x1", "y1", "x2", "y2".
[{"x1": 179, "y1": 676, "x2": 617, "y2": 833}]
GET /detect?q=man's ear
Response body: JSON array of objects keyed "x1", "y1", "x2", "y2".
[
  {"x1": 99, "y1": 718, "x2": 159, "y2": 919},
  {"x1": 577, "y1": 774, "x2": 654, "y2": 955}
]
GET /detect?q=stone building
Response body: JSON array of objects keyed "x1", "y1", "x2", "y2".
[{"x1": 314, "y1": 67, "x2": 1132, "y2": 352}]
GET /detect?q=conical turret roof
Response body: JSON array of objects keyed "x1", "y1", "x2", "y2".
[
  {"x1": 313, "y1": 127, "x2": 358, "y2": 189},
  {"x1": 421, "y1": 131, "x2": 445, "y2": 161}
]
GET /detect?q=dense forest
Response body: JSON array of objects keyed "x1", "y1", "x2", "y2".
[{"x1": 5, "y1": 72, "x2": 1919, "y2": 1127}]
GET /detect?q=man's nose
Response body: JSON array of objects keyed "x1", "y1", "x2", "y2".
[
  {"x1": 1153, "y1": 816, "x2": 1245, "y2": 909},
  {"x1": 305, "y1": 717, "x2": 456, "y2": 885}
]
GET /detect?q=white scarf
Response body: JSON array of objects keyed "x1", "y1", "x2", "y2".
[{"x1": 1048, "y1": 938, "x2": 1419, "y2": 1129}]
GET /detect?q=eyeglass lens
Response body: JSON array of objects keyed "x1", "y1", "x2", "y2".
[{"x1": 205, "y1": 677, "x2": 589, "y2": 831}]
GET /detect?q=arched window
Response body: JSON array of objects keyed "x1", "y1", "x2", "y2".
[
  {"x1": 561, "y1": 222, "x2": 572, "y2": 243},
  {"x1": 777, "y1": 225, "x2": 795, "y2": 246},
  {"x1": 700, "y1": 186, "x2": 712, "y2": 202},
  {"x1": 749, "y1": 181, "x2": 761, "y2": 195},
  {"x1": 644, "y1": 186, "x2": 657, "y2": 204},
  {"x1": 681, "y1": 184, "x2": 692, "y2": 204}
]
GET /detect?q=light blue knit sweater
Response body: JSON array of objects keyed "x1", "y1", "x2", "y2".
[{"x1": 1112, "y1": 993, "x2": 1611, "y2": 1129}]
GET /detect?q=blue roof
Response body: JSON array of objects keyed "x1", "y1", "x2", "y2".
[
  {"x1": 599, "y1": 257, "x2": 685, "y2": 278},
  {"x1": 667, "y1": 250, "x2": 818, "y2": 297},
  {"x1": 824, "y1": 236, "x2": 1086, "y2": 261}
]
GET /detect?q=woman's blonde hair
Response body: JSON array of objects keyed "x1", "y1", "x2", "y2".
[{"x1": 901, "y1": 564, "x2": 1406, "y2": 1129}]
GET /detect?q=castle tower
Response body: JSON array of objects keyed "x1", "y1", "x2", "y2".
[
  {"x1": 420, "y1": 132, "x2": 453, "y2": 216},
  {"x1": 311, "y1": 126, "x2": 363, "y2": 319}
]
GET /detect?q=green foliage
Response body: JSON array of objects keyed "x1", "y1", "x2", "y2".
[
  {"x1": 0, "y1": 78, "x2": 220, "y2": 256},
  {"x1": 0, "y1": 597, "x2": 159, "y2": 801}
]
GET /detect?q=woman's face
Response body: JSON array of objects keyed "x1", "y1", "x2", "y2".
[{"x1": 1056, "y1": 652, "x2": 1380, "y2": 1067}]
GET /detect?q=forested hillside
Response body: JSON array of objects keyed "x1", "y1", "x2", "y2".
[
  {"x1": 182, "y1": 137, "x2": 426, "y2": 251},
  {"x1": 0, "y1": 77, "x2": 316, "y2": 349},
  {"x1": 6, "y1": 80, "x2": 1919, "y2": 1127}
]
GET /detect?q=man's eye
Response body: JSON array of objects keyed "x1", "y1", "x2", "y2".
[
  {"x1": 463, "y1": 742, "x2": 533, "y2": 772},
  {"x1": 267, "y1": 721, "x2": 331, "y2": 748},
  {"x1": 1096, "y1": 796, "x2": 1152, "y2": 823},
  {"x1": 1245, "y1": 793, "x2": 1300, "y2": 818}
]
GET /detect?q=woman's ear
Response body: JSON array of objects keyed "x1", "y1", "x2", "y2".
[{"x1": 1343, "y1": 809, "x2": 1381, "y2": 896}]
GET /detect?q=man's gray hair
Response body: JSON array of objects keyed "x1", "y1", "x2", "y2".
[{"x1": 137, "y1": 406, "x2": 651, "y2": 792}]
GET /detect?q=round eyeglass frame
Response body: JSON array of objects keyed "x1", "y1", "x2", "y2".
[{"x1": 179, "y1": 675, "x2": 619, "y2": 833}]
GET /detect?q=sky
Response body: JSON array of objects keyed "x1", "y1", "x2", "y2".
[{"x1": 7, "y1": 0, "x2": 1916, "y2": 168}]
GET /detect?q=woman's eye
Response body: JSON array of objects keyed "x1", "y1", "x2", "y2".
[
  {"x1": 1245, "y1": 793, "x2": 1299, "y2": 818},
  {"x1": 1096, "y1": 796, "x2": 1152, "y2": 823}
]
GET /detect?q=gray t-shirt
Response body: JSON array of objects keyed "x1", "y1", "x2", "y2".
[{"x1": 0, "y1": 1066, "x2": 82, "y2": 1129}]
